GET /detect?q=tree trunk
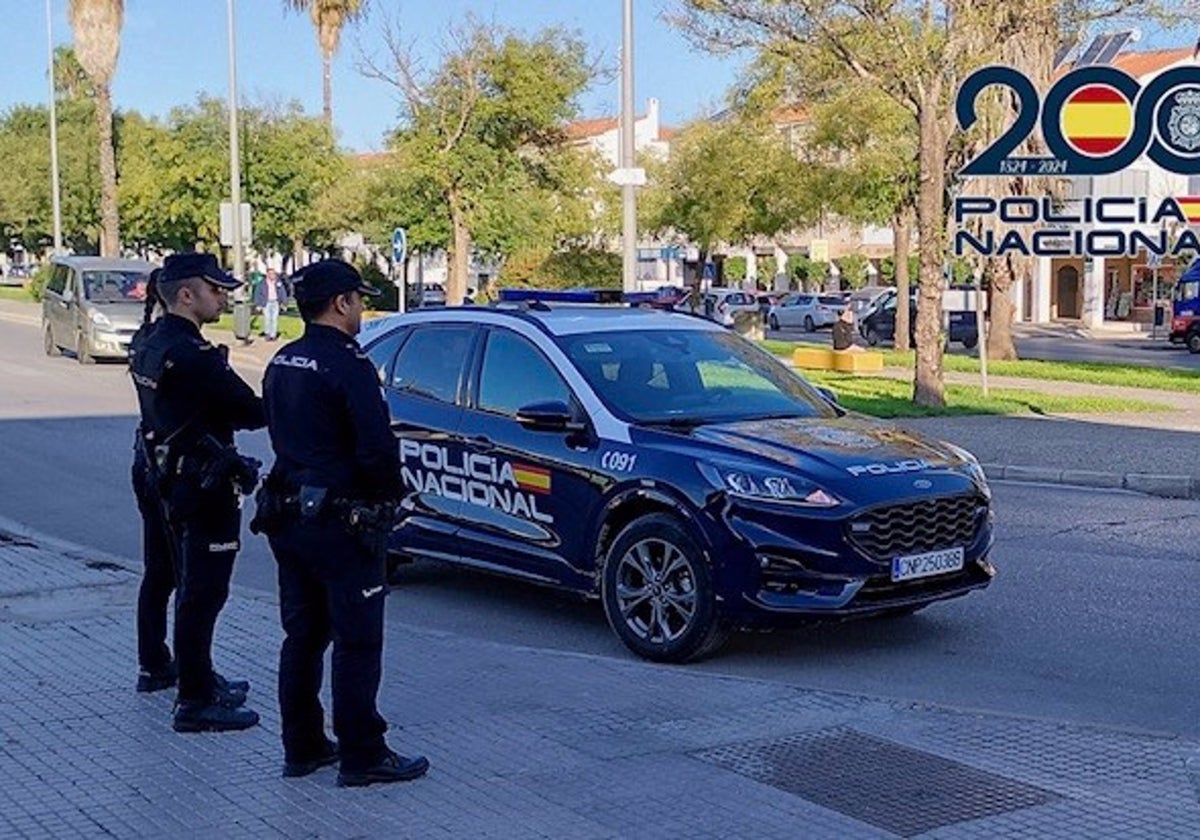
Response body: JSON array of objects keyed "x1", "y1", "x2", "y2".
[
  {"x1": 987, "y1": 254, "x2": 1020, "y2": 360},
  {"x1": 322, "y1": 49, "x2": 333, "y2": 127},
  {"x1": 913, "y1": 95, "x2": 947, "y2": 409},
  {"x1": 447, "y1": 191, "x2": 471, "y2": 306},
  {"x1": 893, "y1": 204, "x2": 914, "y2": 353},
  {"x1": 95, "y1": 84, "x2": 120, "y2": 257},
  {"x1": 292, "y1": 237, "x2": 305, "y2": 272}
]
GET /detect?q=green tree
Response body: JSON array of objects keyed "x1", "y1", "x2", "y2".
[
  {"x1": 361, "y1": 20, "x2": 595, "y2": 304},
  {"x1": 68, "y1": 0, "x2": 123, "y2": 256},
  {"x1": 284, "y1": 0, "x2": 366, "y2": 126},
  {"x1": 723, "y1": 255, "x2": 748, "y2": 283},
  {"x1": 834, "y1": 253, "x2": 871, "y2": 290}
]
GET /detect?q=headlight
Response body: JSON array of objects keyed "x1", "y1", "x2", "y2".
[
  {"x1": 700, "y1": 463, "x2": 840, "y2": 507},
  {"x1": 89, "y1": 310, "x2": 112, "y2": 328},
  {"x1": 945, "y1": 443, "x2": 988, "y2": 489}
]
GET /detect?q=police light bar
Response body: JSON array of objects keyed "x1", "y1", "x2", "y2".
[{"x1": 496, "y1": 288, "x2": 657, "y2": 305}]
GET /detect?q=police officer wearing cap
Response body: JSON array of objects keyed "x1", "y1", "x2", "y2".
[
  {"x1": 128, "y1": 253, "x2": 265, "y2": 733},
  {"x1": 258, "y1": 258, "x2": 429, "y2": 786}
]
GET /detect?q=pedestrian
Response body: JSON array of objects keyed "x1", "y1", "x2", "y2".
[
  {"x1": 254, "y1": 268, "x2": 288, "y2": 341},
  {"x1": 255, "y1": 258, "x2": 429, "y2": 786},
  {"x1": 129, "y1": 269, "x2": 178, "y2": 694},
  {"x1": 832, "y1": 306, "x2": 861, "y2": 352},
  {"x1": 128, "y1": 252, "x2": 265, "y2": 733}
]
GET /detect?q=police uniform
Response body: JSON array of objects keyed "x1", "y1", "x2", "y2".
[
  {"x1": 261, "y1": 259, "x2": 428, "y2": 785},
  {"x1": 128, "y1": 253, "x2": 264, "y2": 732}
]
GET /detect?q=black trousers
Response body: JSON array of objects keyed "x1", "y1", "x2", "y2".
[
  {"x1": 167, "y1": 482, "x2": 241, "y2": 704},
  {"x1": 269, "y1": 519, "x2": 389, "y2": 770},
  {"x1": 131, "y1": 449, "x2": 177, "y2": 673}
]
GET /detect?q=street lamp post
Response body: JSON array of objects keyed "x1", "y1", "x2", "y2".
[
  {"x1": 226, "y1": 0, "x2": 250, "y2": 341},
  {"x1": 620, "y1": 0, "x2": 637, "y2": 294},
  {"x1": 45, "y1": 0, "x2": 63, "y2": 254}
]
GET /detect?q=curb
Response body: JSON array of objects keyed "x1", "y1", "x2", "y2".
[{"x1": 983, "y1": 464, "x2": 1198, "y2": 500}]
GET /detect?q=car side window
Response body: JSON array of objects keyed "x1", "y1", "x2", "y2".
[
  {"x1": 390, "y1": 325, "x2": 474, "y2": 404},
  {"x1": 47, "y1": 266, "x2": 68, "y2": 295},
  {"x1": 365, "y1": 327, "x2": 409, "y2": 385},
  {"x1": 477, "y1": 329, "x2": 571, "y2": 417}
]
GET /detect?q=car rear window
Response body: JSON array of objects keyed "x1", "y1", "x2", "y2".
[{"x1": 819, "y1": 296, "x2": 844, "y2": 306}]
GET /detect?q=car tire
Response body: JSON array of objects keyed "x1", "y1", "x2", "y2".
[
  {"x1": 1188, "y1": 331, "x2": 1200, "y2": 354},
  {"x1": 962, "y1": 335, "x2": 978, "y2": 350},
  {"x1": 601, "y1": 513, "x2": 729, "y2": 663},
  {"x1": 75, "y1": 330, "x2": 94, "y2": 365},
  {"x1": 769, "y1": 314, "x2": 779, "y2": 331},
  {"x1": 803, "y1": 315, "x2": 815, "y2": 333},
  {"x1": 43, "y1": 324, "x2": 60, "y2": 357},
  {"x1": 865, "y1": 327, "x2": 880, "y2": 347}
]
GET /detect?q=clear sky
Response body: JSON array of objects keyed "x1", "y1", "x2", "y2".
[{"x1": 1, "y1": 0, "x2": 746, "y2": 152}]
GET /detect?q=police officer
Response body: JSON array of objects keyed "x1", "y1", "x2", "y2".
[
  {"x1": 129, "y1": 269, "x2": 181, "y2": 694},
  {"x1": 260, "y1": 259, "x2": 429, "y2": 786},
  {"x1": 128, "y1": 253, "x2": 264, "y2": 733}
]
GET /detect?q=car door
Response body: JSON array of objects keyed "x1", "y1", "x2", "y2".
[
  {"x1": 455, "y1": 326, "x2": 600, "y2": 588},
  {"x1": 43, "y1": 264, "x2": 71, "y2": 346},
  {"x1": 382, "y1": 323, "x2": 479, "y2": 562}
]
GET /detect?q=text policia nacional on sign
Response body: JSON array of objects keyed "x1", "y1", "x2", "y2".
[{"x1": 954, "y1": 62, "x2": 1200, "y2": 259}]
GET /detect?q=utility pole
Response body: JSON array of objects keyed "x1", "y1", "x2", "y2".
[
  {"x1": 620, "y1": 0, "x2": 637, "y2": 294},
  {"x1": 45, "y1": 0, "x2": 63, "y2": 254},
  {"x1": 226, "y1": 0, "x2": 250, "y2": 341}
]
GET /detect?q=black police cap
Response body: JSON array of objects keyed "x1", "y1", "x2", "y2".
[
  {"x1": 291, "y1": 259, "x2": 381, "y2": 304},
  {"x1": 160, "y1": 253, "x2": 241, "y2": 289}
]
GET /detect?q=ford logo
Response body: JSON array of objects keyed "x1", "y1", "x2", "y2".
[{"x1": 913, "y1": 479, "x2": 933, "y2": 490}]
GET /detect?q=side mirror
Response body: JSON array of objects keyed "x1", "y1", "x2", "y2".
[
  {"x1": 516, "y1": 400, "x2": 585, "y2": 433},
  {"x1": 817, "y1": 386, "x2": 840, "y2": 406}
]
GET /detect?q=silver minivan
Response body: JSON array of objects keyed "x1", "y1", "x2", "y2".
[{"x1": 42, "y1": 256, "x2": 156, "y2": 363}]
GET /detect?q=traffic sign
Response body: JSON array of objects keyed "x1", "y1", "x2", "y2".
[{"x1": 392, "y1": 227, "x2": 407, "y2": 264}]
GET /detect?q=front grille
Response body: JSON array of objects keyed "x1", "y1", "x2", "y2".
[{"x1": 848, "y1": 494, "x2": 986, "y2": 561}]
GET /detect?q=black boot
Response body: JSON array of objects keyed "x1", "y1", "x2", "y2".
[
  {"x1": 136, "y1": 660, "x2": 177, "y2": 693},
  {"x1": 283, "y1": 738, "x2": 340, "y2": 778},
  {"x1": 173, "y1": 694, "x2": 260, "y2": 733},
  {"x1": 213, "y1": 671, "x2": 250, "y2": 694},
  {"x1": 337, "y1": 750, "x2": 429, "y2": 788}
]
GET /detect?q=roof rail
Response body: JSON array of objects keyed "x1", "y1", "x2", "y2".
[{"x1": 495, "y1": 288, "x2": 657, "y2": 306}]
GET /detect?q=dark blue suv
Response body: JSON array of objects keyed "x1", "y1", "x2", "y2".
[{"x1": 360, "y1": 304, "x2": 995, "y2": 662}]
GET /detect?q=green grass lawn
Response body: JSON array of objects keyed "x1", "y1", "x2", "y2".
[
  {"x1": 215, "y1": 311, "x2": 305, "y2": 340},
  {"x1": 760, "y1": 339, "x2": 1200, "y2": 393},
  {"x1": 0, "y1": 287, "x2": 35, "y2": 303},
  {"x1": 802, "y1": 370, "x2": 1172, "y2": 418}
]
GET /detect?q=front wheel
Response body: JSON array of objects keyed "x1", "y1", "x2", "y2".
[
  {"x1": 803, "y1": 315, "x2": 815, "y2": 332},
  {"x1": 44, "y1": 324, "x2": 61, "y2": 357},
  {"x1": 1188, "y1": 331, "x2": 1200, "y2": 354},
  {"x1": 75, "y1": 330, "x2": 94, "y2": 365},
  {"x1": 768, "y1": 314, "x2": 779, "y2": 331},
  {"x1": 865, "y1": 327, "x2": 880, "y2": 347},
  {"x1": 601, "y1": 513, "x2": 728, "y2": 663}
]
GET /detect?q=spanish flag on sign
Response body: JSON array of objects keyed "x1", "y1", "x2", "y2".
[
  {"x1": 1176, "y1": 197, "x2": 1200, "y2": 224},
  {"x1": 512, "y1": 463, "x2": 551, "y2": 495},
  {"x1": 1061, "y1": 85, "x2": 1133, "y2": 156}
]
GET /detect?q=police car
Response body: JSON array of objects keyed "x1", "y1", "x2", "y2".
[{"x1": 360, "y1": 292, "x2": 994, "y2": 662}]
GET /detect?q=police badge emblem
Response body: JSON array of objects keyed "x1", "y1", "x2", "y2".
[{"x1": 1166, "y1": 88, "x2": 1200, "y2": 153}]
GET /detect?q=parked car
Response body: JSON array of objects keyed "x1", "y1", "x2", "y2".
[
  {"x1": 845, "y1": 286, "x2": 892, "y2": 322},
  {"x1": 41, "y1": 256, "x2": 155, "y2": 363},
  {"x1": 768, "y1": 293, "x2": 846, "y2": 332},
  {"x1": 356, "y1": 303, "x2": 994, "y2": 662},
  {"x1": 756, "y1": 292, "x2": 782, "y2": 323},
  {"x1": 858, "y1": 289, "x2": 979, "y2": 349},
  {"x1": 647, "y1": 285, "x2": 691, "y2": 311},
  {"x1": 700, "y1": 288, "x2": 759, "y2": 326}
]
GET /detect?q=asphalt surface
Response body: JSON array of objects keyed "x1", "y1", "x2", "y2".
[{"x1": 1, "y1": 307, "x2": 1198, "y2": 742}]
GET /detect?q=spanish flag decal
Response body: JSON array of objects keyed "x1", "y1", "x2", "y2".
[
  {"x1": 1061, "y1": 84, "x2": 1134, "y2": 157},
  {"x1": 1176, "y1": 196, "x2": 1200, "y2": 223},
  {"x1": 512, "y1": 463, "x2": 551, "y2": 495}
]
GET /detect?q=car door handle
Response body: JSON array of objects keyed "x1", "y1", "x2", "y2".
[{"x1": 467, "y1": 434, "x2": 495, "y2": 452}]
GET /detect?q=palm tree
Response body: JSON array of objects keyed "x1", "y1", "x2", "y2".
[
  {"x1": 285, "y1": 0, "x2": 366, "y2": 127},
  {"x1": 67, "y1": 0, "x2": 123, "y2": 257}
]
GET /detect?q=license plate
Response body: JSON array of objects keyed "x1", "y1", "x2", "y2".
[{"x1": 891, "y1": 547, "x2": 964, "y2": 582}]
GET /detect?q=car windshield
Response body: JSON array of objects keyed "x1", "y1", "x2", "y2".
[
  {"x1": 558, "y1": 328, "x2": 838, "y2": 425},
  {"x1": 83, "y1": 270, "x2": 149, "y2": 303}
]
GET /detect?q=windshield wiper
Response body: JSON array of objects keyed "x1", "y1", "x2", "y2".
[{"x1": 640, "y1": 417, "x2": 707, "y2": 429}]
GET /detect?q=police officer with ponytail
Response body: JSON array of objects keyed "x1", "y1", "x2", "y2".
[{"x1": 128, "y1": 253, "x2": 265, "y2": 733}]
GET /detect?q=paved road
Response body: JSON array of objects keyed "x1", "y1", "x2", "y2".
[
  {"x1": 1, "y1": 311, "x2": 1198, "y2": 742},
  {"x1": 767, "y1": 321, "x2": 1200, "y2": 370}
]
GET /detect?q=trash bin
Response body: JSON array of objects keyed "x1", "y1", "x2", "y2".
[{"x1": 1154, "y1": 303, "x2": 1165, "y2": 327}]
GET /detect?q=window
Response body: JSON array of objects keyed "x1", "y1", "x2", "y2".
[
  {"x1": 390, "y1": 325, "x2": 474, "y2": 404},
  {"x1": 365, "y1": 327, "x2": 408, "y2": 385},
  {"x1": 477, "y1": 330, "x2": 570, "y2": 416},
  {"x1": 47, "y1": 265, "x2": 68, "y2": 296}
]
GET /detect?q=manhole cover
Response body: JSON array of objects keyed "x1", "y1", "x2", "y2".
[{"x1": 695, "y1": 728, "x2": 1060, "y2": 837}]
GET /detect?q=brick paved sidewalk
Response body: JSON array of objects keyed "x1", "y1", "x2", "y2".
[{"x1": 2, "y1": 527, "x2": 1200, "y2": 839}]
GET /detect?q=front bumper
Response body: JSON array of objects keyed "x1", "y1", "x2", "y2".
[
  {"x1": 705, "y1": 491, "x2": 995, "y2": 626},
  {"x1": 89, "y1": 328, "x2": 135, "y2": 359}
]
